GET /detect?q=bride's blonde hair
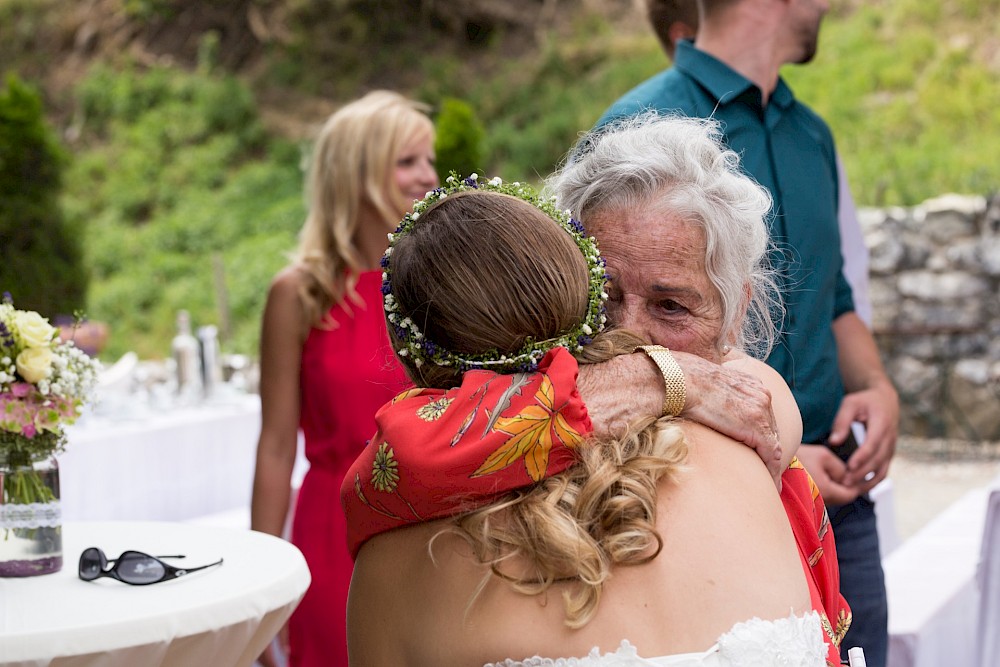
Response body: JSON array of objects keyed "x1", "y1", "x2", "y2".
[{"x1": 387, "y1": 189, "x2": 688, "y2": 627}]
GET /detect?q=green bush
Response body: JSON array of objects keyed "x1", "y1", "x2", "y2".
[
  {"x1": 0, "y1": 72, "x2": 87, "y2": 318},
  {"x1": 63, "y1": 66, "x2": 299, "y2": 359},
  {"x1": 434, "y1": 98, "x2": 486, "y2": 179}
]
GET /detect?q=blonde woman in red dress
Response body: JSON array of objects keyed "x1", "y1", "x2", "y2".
[{"x1": 251, "y1": 90, "x2": 437, "y2": 667}]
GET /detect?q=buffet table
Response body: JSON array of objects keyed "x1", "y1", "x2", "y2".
[
  {"x1": 58, "y1": 396, "x2": 263, "y2": 522},
  {"x1": 0, "y1": 521, "x2": 310, "y2": 667},
  {"x1": 885, "y1": 485, "x2": 990, "y2": 667}
]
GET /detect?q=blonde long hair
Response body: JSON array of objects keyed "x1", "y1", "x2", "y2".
[
  {"x1": 387, "y1": 190, "x2": 689, "y2": 627},
  {"x1": 294, "y1": 90, "x2": 434, "y2": 327}
]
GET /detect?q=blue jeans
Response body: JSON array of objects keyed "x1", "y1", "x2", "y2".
[{"x1": 828, "y1": 496, "x2": 888, "y2": 667}]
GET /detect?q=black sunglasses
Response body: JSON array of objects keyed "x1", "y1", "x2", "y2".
[{"x1": 78, "y1": 547, "x2": 223, "y2": 585}]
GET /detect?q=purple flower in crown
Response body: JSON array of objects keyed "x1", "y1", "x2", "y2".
[
  {"x1": 568, "y1": 217, "x2": 586, "y2": 235},
  {"x1": 381, "y1": 280, "x2": 392, "y2": 296},
  {"x1": 380, "y1": 254, "x2": 389, "y2": 269},
  {"x1": 463, "y1": 177, "x2": 479, "y2": 188},
  {"x1": 1, "y1": 292, "x2": 11, "y2": 304},
  {"x1": 420, "y1": 339, "x2": 438, "y2": 357},
  {"x1": 577, "y1": 335, "x2": 593, "y2": 347}
]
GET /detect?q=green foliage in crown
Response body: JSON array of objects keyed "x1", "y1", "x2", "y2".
[{"x1": 380, "y1": 173, "x2": 609, "y2": 373}]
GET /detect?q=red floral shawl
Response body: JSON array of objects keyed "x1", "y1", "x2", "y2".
[{"x1": 342, "y1": 347, "x2": 590, "y2": 559}]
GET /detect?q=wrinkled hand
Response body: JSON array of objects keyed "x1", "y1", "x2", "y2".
[
  {"x1": 829, "y1": 381, "x2": 899, "y2": 494},
  {"x1": 578, "y1": 351, "x2": 784, "y2": 487},
  {"x1": 676, "y1": 352, "x2": 783, "y2": 485},
  {"x1": 794, "y1": 443, "x2": 861, "y2": 505}
]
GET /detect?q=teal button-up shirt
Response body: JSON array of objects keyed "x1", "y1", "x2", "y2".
[{"x1": 597, "y1": 40, "x2": 855, "y2": 444}]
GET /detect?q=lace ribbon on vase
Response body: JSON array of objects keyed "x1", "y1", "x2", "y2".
[{"x1": 0, "y1": 501, "x2": 62, "y2": 529}]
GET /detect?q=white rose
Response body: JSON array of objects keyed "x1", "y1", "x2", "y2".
[
  {"x1": 16, "y1": 347, "x2": 54, "y2": 383},
  {"x1": 15, "y1": 311, "x2": 56, "y2": 348}
]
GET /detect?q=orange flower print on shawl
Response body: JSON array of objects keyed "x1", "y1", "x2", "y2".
[{"x1": 473, "y1": 375, "x2": 584, "y2": 482}]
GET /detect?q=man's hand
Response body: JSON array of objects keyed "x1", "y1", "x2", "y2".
[
  {"x1": 794, "y1": 443, "x2": 861, "y2": 505},
  {"x1": 830, "y1": 381, "x2": 899, "y2": 493},
  {"x1": 830, "y1": 312, "x2": 900, "y2": 495}
]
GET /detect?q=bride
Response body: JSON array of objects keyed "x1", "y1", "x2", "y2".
[{"x1": 343, "y1": 119, "x2": 838, "y2": 665}]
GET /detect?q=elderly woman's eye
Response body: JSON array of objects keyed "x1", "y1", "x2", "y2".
[{"x1": 660, "y1": 299, "x2": 686, "y2": 313}]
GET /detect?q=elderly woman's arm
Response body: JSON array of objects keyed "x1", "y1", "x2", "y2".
[{"x1": 577, "y1": 350, "x2": 792, "y2": 483}]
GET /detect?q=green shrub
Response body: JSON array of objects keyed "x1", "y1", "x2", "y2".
[
  {"x1": 0, "y1": 72, "x2": 87, "y2": 317},
  {"x1": 63, "y1": 66, "x2": 298, "y2": 359},
  {"x1": 434, "y1": 98, "x2": 486, "y2": 179}
]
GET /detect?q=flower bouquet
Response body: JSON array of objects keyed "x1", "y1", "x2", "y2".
[{"x1": 0, "y1": 296, "x2": 100, "y2": 576}]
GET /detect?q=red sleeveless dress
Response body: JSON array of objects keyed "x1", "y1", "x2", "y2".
[{"x1": 289, "y1": 270, "x2": 409, "y2": 667}]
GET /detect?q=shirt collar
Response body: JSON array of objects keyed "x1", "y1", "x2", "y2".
[{"x1": 674, "y1": 40, "x2": 796, "y2": 110}]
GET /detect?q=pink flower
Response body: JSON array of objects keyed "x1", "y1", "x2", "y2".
[
  {"x1": 10, "y1": 383, "x2": 31, "y2": 398},
  {"x1": 21, "y1": 423, "x2": 37, "y2": 438}
]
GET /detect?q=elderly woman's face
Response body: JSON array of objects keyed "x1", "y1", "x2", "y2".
[{"x1": 588, "y1": 199, "x2": 725, "y2": 364}]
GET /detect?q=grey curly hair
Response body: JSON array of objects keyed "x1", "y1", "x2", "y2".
[{"x1": 546, "y1": 113, "x2": 782, "y2": 358}]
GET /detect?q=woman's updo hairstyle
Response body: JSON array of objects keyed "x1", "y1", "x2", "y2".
[{"x1": 387, "y1": 190, "x2": 590, "y2": 389}]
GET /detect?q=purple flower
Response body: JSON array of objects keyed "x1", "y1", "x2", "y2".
[
  {"x1": 0, "y1": 320, "x2": 12, "y2": 348},
  {"x1": 381, "y1": 280, "x2": 392, "y2": 296}
]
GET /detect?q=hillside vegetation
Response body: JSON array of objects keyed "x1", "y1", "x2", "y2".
[{"x1": 1, "y1": 0, "x2": 999, "y2": 360}]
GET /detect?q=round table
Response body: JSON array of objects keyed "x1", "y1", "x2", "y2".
[{"x1": 0, "y1": 521, "x2": 310, "y2": 667}]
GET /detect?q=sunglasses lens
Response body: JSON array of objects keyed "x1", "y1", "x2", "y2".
[
  {"x1": 117, "y1": 552, "x2": 166, "y2": 584},
  {"x1": 79, "y1": 548, "x2": 103, "y2": 580}
]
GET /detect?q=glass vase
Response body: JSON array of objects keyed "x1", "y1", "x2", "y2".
[{"x1": 0, "y1": 451, "x2": 62, "y2": 577}]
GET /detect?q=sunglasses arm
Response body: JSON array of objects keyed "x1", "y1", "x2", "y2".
[{"x1": 167, "y1": 557, "x2": 224, "y2": 578}]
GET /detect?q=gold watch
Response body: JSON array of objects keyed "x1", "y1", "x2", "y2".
[{"x1": 637, "y1": 344, "x2": 686, "y2": 417}]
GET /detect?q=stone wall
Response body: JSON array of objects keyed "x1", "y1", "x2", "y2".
[{"x1": 860, "y1": 193, "x2": 1000, "y2": 439}]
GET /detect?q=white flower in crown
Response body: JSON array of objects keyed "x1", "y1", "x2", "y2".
[{"x1": 379, "y1": 172, "x2": 609, "y2": 373}]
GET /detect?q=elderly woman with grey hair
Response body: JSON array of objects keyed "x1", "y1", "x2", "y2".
[{"x1": 343, "y1": 115, "x2": 847, "y2": 665}]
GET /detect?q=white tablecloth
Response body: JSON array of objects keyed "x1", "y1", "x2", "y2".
[
  {"x1": 0, "y1": 521, "x2": 310, "y2": 667},
  {"x1": 885, "y1": 486, "x2": 989, "y2": 667},
  {"x1": 975, "y1": 483, "x2": 1000, "y2": 667},
  {"x1": 58, "y1": 397, "x2": 263, "y2": 522}
]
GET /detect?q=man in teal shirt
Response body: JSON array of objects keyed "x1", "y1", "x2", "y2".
[{"x1": 596, "y1": 0, "x2": 899, "y2": 664}]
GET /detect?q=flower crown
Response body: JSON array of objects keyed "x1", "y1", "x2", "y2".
[{"x1": 381, "y1": 173, "x2": 609, "y2": 373}]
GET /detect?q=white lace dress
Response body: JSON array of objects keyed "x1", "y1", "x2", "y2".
[{"x1": 483, "y1": 612, "x2": 828, "y2": 667}]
